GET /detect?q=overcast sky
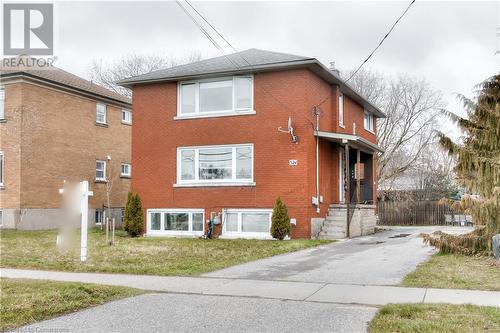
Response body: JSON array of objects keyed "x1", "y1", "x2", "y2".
[{"x1": 55, "y1": 1, "x2": 499, "y2": 125}]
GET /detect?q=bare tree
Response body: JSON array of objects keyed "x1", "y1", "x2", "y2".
[
  {"x1": 89, "y1": 52, "x2": 202, "y2": 98},
  {"x1": 343, "y1": 69, "x2": 445, "y2": 190}
]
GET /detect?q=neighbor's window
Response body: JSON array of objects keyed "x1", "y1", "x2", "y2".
[
  {"x1": 178, "y1": 76, "x2": 253, "y2": 117},
  {"x1": 0, "y1": 151, "x2": 4, "y2": 186},
  {"x1": 95, "y1": 209, "x2": 103, "y2": 225},
  {"x1": 177, "y1": 144, "x2": 253, "y2": 184},
  {"x1": 96, "y1": 103, "x2": 107, "y2": 124},
  {"x1": 148, "y1": 210, "x2": 204, "y2": 234},
  {"x1": 338, "y1": 93, "x2": 344, "y2": 126},
  {"x1": 0, "y1": 87, "x2": 4, "y2": 120},
  {"x1": 121, "y1": 163, "x2": 131, "y2": 177},
  {"x1": 224, "y1": 210, "x2": 272, "y2": 235},
  {"x1": 121, "y1": 109, "x2": 132, "y2": 124},
  {"x1": 95, "y1": 160, "x2": 106, "y2": 181},
  {"x1": 364, "y1": 110, "x2": 374, "y2": 132}
]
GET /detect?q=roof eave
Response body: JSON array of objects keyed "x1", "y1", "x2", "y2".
[
  {"x1": 116, "y1": 58, "x2": 386, "y2": 118},
  {"x1": 1, "y1": 71, "x2": 131, "y2": 107}
]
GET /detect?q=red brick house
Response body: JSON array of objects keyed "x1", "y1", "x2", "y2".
[{"x1": 118, "y1": 49, "x2": 385, "y2": 239}]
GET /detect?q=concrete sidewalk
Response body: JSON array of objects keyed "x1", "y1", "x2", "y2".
[{"x1": 2, "y1": 268, "x2": 499, "y2": 307}]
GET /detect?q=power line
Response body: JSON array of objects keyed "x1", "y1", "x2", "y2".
[
  {"x1": 177, "y1": 0, "x2": 314, "y2": 125},
  {"x1": 175, "y1": 1, "x2": 240, "y2": 69},
  {"x1": 345, "y1": 0, "x2": 416, "y2": 84}
]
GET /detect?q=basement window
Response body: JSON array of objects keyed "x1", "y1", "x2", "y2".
[
  {"x1": 147, "y1": 209, "x2": 204, "y2": 235},
  {"x1": 222, "y1": 209, "x2": 273, "y2": 239},
  {"x1": 177, "y1": 76, "x2": 254, "y2": 119}
]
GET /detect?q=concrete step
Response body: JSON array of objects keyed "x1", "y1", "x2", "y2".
[
  {"x1": 323, "y1": 225, "x2": 346, "y2": 233},
  {"x1": 318, "y1": 231, "x2": 346, "y2": 240}
]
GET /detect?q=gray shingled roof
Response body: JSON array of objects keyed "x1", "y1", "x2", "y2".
[
  {"x1": 1, "y1": 66, "x2": 131, "y2": 105},
  {"x1": 118, "y1": 49, "x2": 313, "y2": 85},
  {"x1": 117, "y1": 48, "x2": 385, "y2": 117}
]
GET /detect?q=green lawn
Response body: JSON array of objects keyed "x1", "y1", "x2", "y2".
[
  {"x1": 370, "y1": 304, "x2": 500, "y2": 333},
  {"x1": 0, "y1": 278, "x2": 143, "y2": 331},
  {"x1": 401, "y1": 252, "x2": 500, "y2": 291},
  {"x1": 0, "y1": 229, "x2": 329, "y2": 276}
]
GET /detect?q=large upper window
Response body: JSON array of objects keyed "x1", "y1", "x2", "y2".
[
  {"x1": 364, "y1": 110, "x2": 374, "y2": 132},
  {"x1": 148, "y1": 209, "x2": 204, "y2": 235},
  {"x1": 178, "y1": 76, "x2": 254, "y2": 118},
  {"x1": 338, "y1": 93, "x2": 344, "y2": 126},
  {"x1": 96, "y1": 103, "x2": 107, "y2": 124},
  {"x1": 223, "y1": 209, "x2": 272, "y2": 238},
  {"x1": 0, "y1": 87, "x2": 4, "y2": 119},
  {"x1": 177, "y1": 144, "x2": 253, "y2": 185},
  {"x1": 0, "y1": 151, "x2": 4, "y2": 187}
]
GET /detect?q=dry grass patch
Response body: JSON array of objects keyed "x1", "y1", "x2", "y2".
[
  {"x1": 370, "y1": 304, "x2": 500, "y2": 333},
  {"x1": 402, "y1": 252, "x2": 500, "y2": 291},
  {"x1": 0, "y1": 229, "x2": 330, "y2": 276},
  {"x1": 0, "y1": 278, "x2": 143, "y2": 331}
]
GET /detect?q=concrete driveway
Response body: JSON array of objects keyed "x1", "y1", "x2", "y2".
[{"x1": 203, "y1": 226, "x2": 473, "y2": 285}]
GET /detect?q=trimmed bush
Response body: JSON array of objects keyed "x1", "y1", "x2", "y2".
[
  {"x1": 271, "y1": 197, "x2": 290, "y2": 240},
  {"x1": 124, "y1": 192, "x2": 144, "y2": 237}
]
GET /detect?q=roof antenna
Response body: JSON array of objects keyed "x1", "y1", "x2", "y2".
[{"x1": 278, "y1": 116, "x2": 299, "y2": 144}]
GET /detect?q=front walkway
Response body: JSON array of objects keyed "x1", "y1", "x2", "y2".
[{"x1": 2, "y1": 268, "x2": 498, "y2": 307}]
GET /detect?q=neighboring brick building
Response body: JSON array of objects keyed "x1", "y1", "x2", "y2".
[
  {"x1": 119, "y1": 49, "x2": 385, "y2": 239},
  {"x1": 0, "y1": 65, "x2": 132, "y2": 229}
]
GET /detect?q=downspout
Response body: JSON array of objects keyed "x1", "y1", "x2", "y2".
[{"x1": 314, "y1": 107, "x2": 320, "y2": 214}]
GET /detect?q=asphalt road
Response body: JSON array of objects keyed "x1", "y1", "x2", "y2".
[{"x1": 18, "y1": 293, "x2": 378, "y2": 333}]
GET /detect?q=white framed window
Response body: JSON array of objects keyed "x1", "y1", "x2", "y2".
[
  {"x1": 96, "y1": 103, "x2": 107, "y2": 124},
  {"x1": 176, "y1": 144, "x2": 254, "y2": 186},
  {"x1": 147, "y1": 209, "x2": 204, "y2": 235},
  {"x1": 122, "y1": 109, "x2": 132, "y2": 124},
  {"x1": 95, "y1": 160, "x2": 106, "y2": 181},
  {"x1": 338, "y1": 93, "x2": 344, "y2": 127},
  {"x1": 222, "y1": 209, "x2": 273, "y2": 239},
  {"x1": 364, "y1": 110, "x2": 374, "y2": 132},
  {"x1": 0, "y1": 151, "x2": 4, "y2": 187},
  {"x1": 177, "y1": 76, "x2": 254, "y2": 118},
  {"x1": 121, "y1": 163, "x2": 131, "y2": 177},
  {"x1": 95, "y1": 209, "x2": 103, "y2": 225},
  {"x1": 0, "y1": 87, "x2": 5, "y2": 120}
]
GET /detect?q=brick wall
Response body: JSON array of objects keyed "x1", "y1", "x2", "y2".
[{"x1": 0, "y1": 80, "x2": 131, "y2": 228}]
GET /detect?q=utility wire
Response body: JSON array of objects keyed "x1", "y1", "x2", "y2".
[
  {"x1": 177, "y1": 0, "x2": 314, "y2": 125},
  {"x1": 175, "y1": 1, "x2": 240, "y2": 69},
  {"x1": 344, "y1": 0, "x2": 416, "y2": 84}
]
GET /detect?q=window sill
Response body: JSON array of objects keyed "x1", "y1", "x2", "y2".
[
  {"x1": 120, "y1": 175, "x2": 131, "y2": 179},
  {"x1": 339, "y1": 123, "x2": 345, "y2": 129},
  {"x1": 147, "y1": 231, "x2": 204, "y2": 237},
  {"x1": 174, "y1": 110, "x2": 256, "y2": 120},
  {"x1": 95, "y1": 122, "x2": 109, "y2": 128},
  {"x1": 174, "y1": 182, "x2": 256, "y2": 188},
  {"x1": 0, "y1": 185, "x2": 5, "y2": 190},
  {"x1": 94, "y1": 179, "x2": 108, "y2": 183},
  {"x1": 0, "y1": 119, "x2": 6, "y2": 123},
  {"x1": 219, "y1": 233, "x2": 275, "y2": 240},
  {"x1": 121, "y1": 121, "x2": 132, "y2": 126},
  {"x1": 364, "y1": 128, "x2": 375, "y2": 135}
]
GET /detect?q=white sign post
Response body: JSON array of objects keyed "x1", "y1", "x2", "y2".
[{"x1": 80, "y1": 181, "x2": 93, "y2": 262}]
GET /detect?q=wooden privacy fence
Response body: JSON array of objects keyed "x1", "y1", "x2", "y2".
[{"x1": 377, "y1": 200, "x2": 474, "y2": 226}]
